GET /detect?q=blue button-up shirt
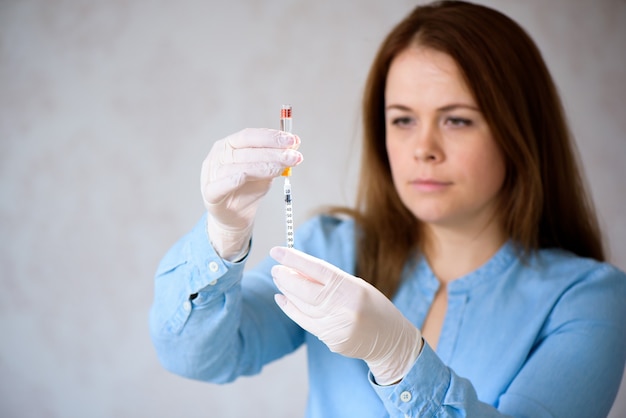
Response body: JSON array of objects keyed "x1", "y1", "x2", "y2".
[{"x1": 149, "y1": 215, "x2": 626, "y2": 417}]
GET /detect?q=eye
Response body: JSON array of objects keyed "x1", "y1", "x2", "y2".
[
  {"x1": 444, "y1": 117, "x2": 472, "y2": 127},
  {"x1": 390, "y1": 116, "x2": 415, "y2": 128}
]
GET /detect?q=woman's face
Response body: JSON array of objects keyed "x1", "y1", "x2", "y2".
[{"x1": 384, "y1": 46, "x2": 506, "y2": 233}]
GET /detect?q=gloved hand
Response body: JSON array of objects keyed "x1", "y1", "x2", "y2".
[
  {"x1": 270, "y1": 246, "x2": 423, "y2": 385},
  {"x1": 201, "y1": 129, "x2": 302, "y2": 260}
]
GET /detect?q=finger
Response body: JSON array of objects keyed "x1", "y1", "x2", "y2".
[
  {"x1": 270, "y1": 246, "x2": 345, "y2": 286},
  {"x1": 214, "y1": 160, "x2": 294, "y2": 181},
  {"x1": 227, "y1": 128, "x2": 301, "y2": 150},
  {"x1": 274, "y1": 294, "x2": 317, "y2": 332},
  {"x1": 271, "y1": 265, "x2": 325, "y2": 307},
  {"x1": 206, "y1": 150, "x2": 301, "y2": 188},
  {"x1": 226, "y1": 148, "x2": 302, "y2": 166},
  {"x1": 272, "y1": 266, "x2": 335, "y2": 319}
]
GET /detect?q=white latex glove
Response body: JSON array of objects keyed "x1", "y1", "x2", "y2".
[
  {"x1": 270, "y1": 246, "x2": 423, "y2": 385},
  {"x1": 201, "y1": 128, "x2": 302, "y2": 260}
]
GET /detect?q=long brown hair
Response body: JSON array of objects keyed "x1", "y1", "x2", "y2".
[{"x1": 330, "y1": 0, "x2": 605, "y2": 298}]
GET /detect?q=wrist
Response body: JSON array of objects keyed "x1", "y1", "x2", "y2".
[
  {"x1": 368, "y1": 328, "x2": 423, "y2": 386},
  {"x1": 206, "y1": 214, "x2": 253, "y2": 261}
]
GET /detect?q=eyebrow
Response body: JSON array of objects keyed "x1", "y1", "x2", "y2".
[{"x1": 385, "y1": 103, "x2": 480, "y2": 112}]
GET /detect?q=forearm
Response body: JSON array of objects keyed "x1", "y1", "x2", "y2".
[
  {"x1": 149, "y1": 216, "x2": 249, "y2": 382},
  {"x1": 149, "y1": 216, "x2": 304, "y2": 383}
]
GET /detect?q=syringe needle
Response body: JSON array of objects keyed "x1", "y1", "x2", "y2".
[
  {"x1": 284, "y1": 177, "x2": 294, "y2": 248},
  {"x1": 280, "y1": 104, "x2": 295, "y2": 248}
]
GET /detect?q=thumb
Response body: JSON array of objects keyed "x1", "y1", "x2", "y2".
[{"x1": 202, "y1": 173, "x2": 245, "y2": 206}]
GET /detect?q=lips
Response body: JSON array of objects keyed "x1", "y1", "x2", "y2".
[{"x1": 409, "y1": 178, "x2": 452, "y2": 192}]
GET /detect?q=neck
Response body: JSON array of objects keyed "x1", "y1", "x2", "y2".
[{"x1": 421, "y1": 218, "x2": 507, "y2": 283}]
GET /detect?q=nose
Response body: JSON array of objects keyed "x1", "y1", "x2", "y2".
[{"x1": 413, "y1": 123, "x2": 443, "y2": 162}]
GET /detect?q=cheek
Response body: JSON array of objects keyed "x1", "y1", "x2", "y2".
[
  {"x1": 463, "y1": 148, "x2": 506, "y2": 196},
  {"x1": 385, "y1": 142, "x2": 408, "y2": 184},
  {"x1": 385, "y1": 140, "x2": 398, "y2": 171}
]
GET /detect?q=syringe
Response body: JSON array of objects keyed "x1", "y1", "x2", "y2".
[{"x1": 280, "y1": 104, "x2": 294, "y2": 249}]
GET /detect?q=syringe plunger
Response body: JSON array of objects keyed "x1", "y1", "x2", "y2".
[{"x1": 280, "y1": 104, "x2": 293, "y2": 177}]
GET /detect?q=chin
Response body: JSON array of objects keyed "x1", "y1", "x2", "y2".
[
  {"x1": 401, "y1": 196, "x2": 451, "y2": 224},
  {"x1": 410, "y1": 209, "x2": 450, "y2": 225}
]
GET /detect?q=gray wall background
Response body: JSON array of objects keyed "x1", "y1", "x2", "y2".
[{"x1": 1, "y1": 1, "x2": 624, "y2": 417}]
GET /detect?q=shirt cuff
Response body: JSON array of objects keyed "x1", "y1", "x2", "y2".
[
  {"x1": 370, "y1": 342, "x2": 451, "y2": 417},
  {"x1": 186, "y1": 214, "x2": 248, "y2": 299}
]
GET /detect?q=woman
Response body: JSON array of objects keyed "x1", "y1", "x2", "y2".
[{"x1": 150, "y1": 1, "x2": 626, "y2": 416}]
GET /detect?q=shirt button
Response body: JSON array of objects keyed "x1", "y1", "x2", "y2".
[
  {"x1": 209, "y1": 261, "x2": 219, "y2": 272},
  {"x1": 209, "y1": 279, "x2": 217, "y2": 286},
  {"x1": 400, "y1": 391, "x2": 412, "y2": 403},
  {"x1": 183, "y1": 301, "x2": 192, "y2": 312}
]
